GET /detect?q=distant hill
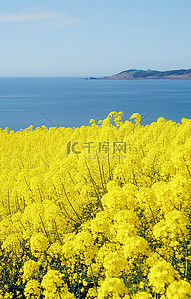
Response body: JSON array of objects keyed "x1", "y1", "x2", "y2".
[{"x1": 89, "y1": 69, "x2": 191, "y2": 80}]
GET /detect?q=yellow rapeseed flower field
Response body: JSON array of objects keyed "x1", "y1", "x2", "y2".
[{"x1": 0, "y1": 111, "x2": 191, "y2": 298}]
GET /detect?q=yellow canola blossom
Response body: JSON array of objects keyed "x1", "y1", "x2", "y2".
[
  {"x1": 166, "y1": 280, "x2": 191, "y2": 298},
  {"x1": 0, "y1": 111, "x2": 191, "y2": 298},
  {"x1": 24, "y1": 280, "x2": 41, "y2": 299}
]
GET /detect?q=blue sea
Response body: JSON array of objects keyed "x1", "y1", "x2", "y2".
[{"x1": 0, "y1": 77, "x2": 191, "y2": 131}]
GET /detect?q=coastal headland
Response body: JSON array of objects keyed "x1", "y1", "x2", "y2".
[{"x1": 89, "y1": 68, "x2": 191, "y2": 80}]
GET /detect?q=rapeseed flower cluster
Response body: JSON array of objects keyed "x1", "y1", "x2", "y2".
[{"x1": 0, "y1": 111, "x2": 191, "y2": 298}]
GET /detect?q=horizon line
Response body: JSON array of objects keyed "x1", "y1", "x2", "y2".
[{"x1": 0, "y1": 67, "x2": 191, "y2": 78}]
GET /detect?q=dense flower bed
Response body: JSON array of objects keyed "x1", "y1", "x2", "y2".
[{"x1": 0, "y1": 111, "x2": 191, "y2": 298}]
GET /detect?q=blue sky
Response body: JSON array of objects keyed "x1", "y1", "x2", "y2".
[{"x1": 0, "y1": 0, "x2": 191, "y2": 76}]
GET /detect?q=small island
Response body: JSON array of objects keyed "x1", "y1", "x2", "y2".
[{"x1": 89, "y1": 68, "x2": 191, "y2": 80}]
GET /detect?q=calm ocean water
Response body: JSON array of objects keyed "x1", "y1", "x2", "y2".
[{"x1": 0, "y1": 77, "x2": 191, "y2": 131}]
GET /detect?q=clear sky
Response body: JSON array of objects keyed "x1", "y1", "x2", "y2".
[{"x1": 0, "y1": 0, "x2": 191, "y2": 77}]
